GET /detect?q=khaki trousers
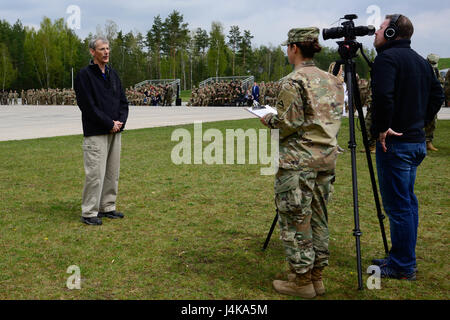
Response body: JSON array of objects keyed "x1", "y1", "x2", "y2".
[{"x1": 81, "y1": 133, "x2": 121, "y2": 218}]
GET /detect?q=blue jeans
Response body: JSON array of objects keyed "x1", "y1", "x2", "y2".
[{"x1": 376, "y1": 141, "x2": 426, "y2": 274}]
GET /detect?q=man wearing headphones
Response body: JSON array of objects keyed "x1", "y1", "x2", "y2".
[{"x1": 370, "y1": 15, "x2": 444, "y2": 280}]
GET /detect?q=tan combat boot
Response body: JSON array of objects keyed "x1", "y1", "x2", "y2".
[
  {"x1": 311, "y1": 267, "x2": 325, "y2": 295},
  {"x1": 273, "y1": 270, "x2": 316, "y2": 299},
  {"x1": 426, "y1": 141, "x2": 438, "y2": 151},
  {"x1": 274, "y1": 270, "x2": 296, "y2": 281}
]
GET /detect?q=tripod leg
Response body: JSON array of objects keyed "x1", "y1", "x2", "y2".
[
  {"x1": 345, "y1": 62, "x2": 364, "y2": 290},
  {"x1": 262, "y1": 211, "x2": 278, "y2": 251},
  {"x1": 351, "y1": 71, "x2": 390, "y2": 257}
]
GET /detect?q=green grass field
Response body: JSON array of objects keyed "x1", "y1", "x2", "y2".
[
  {"x1": 180, "y1": 90, "x2": 192, "y2": 103},
  {"x1": 0, "y1": 118, "x2": 448, "y2": 300},
  {"x1": 438, "y1": 58, "x2": 450, "y2": 70}
]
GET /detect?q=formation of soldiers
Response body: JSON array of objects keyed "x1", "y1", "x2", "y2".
[
  {"x1": 187, "y1": 80, "x2": 282, "y2": 107},
  {"x1": 126, "y1": 84, "x2": 174, "y2": 106},
  {"x1": 188, "y1": 80, "x2": 244, "y2": 106},
  {"x1": 2, "y1": 62, "x2": 448, "y2": 111},
  {"x1": 446, "y1": 68, "x2": 450, "y2": 106},
  {"x1": 0, "y1": 89, "x2": 76, "y2": 105},
  {"x1": 424, "y1": 53, "x2": 446, "y2": 151},
  {"x1": 259, "y1": 81, "x2": 283, "y2": 106}
]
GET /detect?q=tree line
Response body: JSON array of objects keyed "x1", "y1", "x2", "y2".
[{"x1": 0, "y1": 10, "x2": 375, "y2": 91}]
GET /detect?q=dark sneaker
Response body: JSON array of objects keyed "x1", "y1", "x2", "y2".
[
  {"x1": 372, "y1": 258, "x2": 388, "y2": 266},
  {"x1": 372, "y1": 258, "x2": 418, "y2": 273},
  {"x1": 98, "y1": 211, "x2": 124, "y2": 219},
  {"x1": 380, "y1": 265, "x2": 416, "y2": 281},
  {"x1": 81, "y1": 216, "x2": 102, "y2": 225}
]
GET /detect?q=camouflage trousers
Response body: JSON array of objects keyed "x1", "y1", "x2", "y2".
[
  {"x1": 425, "y1": 115, "x2": 437, "y2": 142},
  {"x1": 275, "y1": 168, "x2": 335, "y2": 274},
  {"x1": 364, "y1": 106, "x2": 376, "y2": 147}
]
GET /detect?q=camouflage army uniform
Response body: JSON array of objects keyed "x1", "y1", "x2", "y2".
[
  {"x1": 7, "y1": 91, "x2": 11, "y2": 104},
  {"x1": 425, "y1": 54, "x2": 444, "y2": 145},
  {"x1": 27, "y1": 90, "x2": 33, "y2": 105},
  {"x1": 21, "y1": 90, "x2": 26, "y2": 105},
  {"x1": 13, "y1": 91, "x2": 18, "y2": 104},
  {"x1": 167, "y1": 85, "x2": 173, "y2": 106},
  {"x1": 445, "y1": 70, "x2": 450, "y2": 105},
  {"x1": 358, "y1": 78, "x2": 376, "y2": 149},
  {"x1": 263, "y1": 60, "x2": 344, "y2": 275},
  {"x1": 259, "y1": 82, "x2": 266, "y2": 105}
]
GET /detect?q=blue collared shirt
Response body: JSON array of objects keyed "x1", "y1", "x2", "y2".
[{"x1": 101, "y1": 65, "x2": 108, "y2": 80}]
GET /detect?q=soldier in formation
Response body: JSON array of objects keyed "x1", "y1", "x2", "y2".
[
  {"x1": 424, "y1": 53, "x2": 444, "y2": 151},
  {"x1": 0, "y1": 91, "x2": 7, "y2": 104},
  {"x1": 358, "y1": 77, "x2": 376, "y2": 153},
  {"x1": 0, "y1": 88, "x2": 76, "y2": 105},
  {"x1": 445, "y1": 69, "x2": 450, "y2": 107}
]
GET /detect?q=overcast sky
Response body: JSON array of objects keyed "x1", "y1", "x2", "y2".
[{"x1": 2, "y1": 0, "x2": 449, "y2": 58}]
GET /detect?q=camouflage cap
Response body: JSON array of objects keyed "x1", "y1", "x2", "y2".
[
  {"x1": 281, "y1": 27, "x2": 320, "y2": 46},
  {"x1": 427, "y1": 53, "x2": 440, "y2": 66}
]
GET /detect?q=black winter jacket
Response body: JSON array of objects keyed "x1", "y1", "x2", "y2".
[
  {"x1": 371, "y1": 39, "x2": 444, "y2": 143},
  {"x1": 74, "y1": 62, "x2": 129, "y2": 137}
]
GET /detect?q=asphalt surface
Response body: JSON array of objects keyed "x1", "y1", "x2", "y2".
[
  {"x1": 1, "y1": 105, "x2": 449, "y2": 141},
  {"x1": 0, "y1": 105, "x2": 256, "y2": 141}
]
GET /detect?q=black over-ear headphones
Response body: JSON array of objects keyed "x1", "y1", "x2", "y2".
[{"x1": 384, "y1": 14, "x2": 402, "y2": 41}]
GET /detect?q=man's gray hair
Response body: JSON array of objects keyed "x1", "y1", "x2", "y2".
[{"x1": 89, "y1": 36, "x2": 109, "y2": 50}]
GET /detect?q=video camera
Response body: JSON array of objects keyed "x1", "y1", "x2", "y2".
[{"x1": 323, "y1": 14, "x2": 375, "y2": 40}]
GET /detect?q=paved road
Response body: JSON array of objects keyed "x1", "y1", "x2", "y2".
[
  {"x1": 1, "y1": 105, "x2": 449, "y2": 141},
  {"x1": 0, "y1": 106, "x2": 256, "y2": 141}
]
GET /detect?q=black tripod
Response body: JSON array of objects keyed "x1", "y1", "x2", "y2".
[{"x1": 262, "y1": 40, "x2": 389, "y2": 291}]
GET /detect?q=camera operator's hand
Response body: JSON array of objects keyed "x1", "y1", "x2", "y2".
[{"x1": 378, "y1": 128, "x2": 403, "y2": 152}]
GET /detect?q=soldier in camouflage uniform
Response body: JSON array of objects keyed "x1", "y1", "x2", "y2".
[
  {"x1": 167, "y1": 85, "x2": 173, "y2": 106},
  {"x1": 259, "y1": 81, "x2": 266, "y2": 105},
  {"x1": 358, "y1": 78, "x2": 376, "y2": 153},
  {"x1": 40, "y1": 89, "x2": 46, "y2": 105},
  {"x1": 261, "y1": 27, "x2": 344, "y2": 299},
  {"x1": 21, "y1": 90, "x2": 26, "y2": 105},
  {"x1": 445, "y1": 70, "x2": 450, "y2": 106},
  {"x1": 8, "y1": 91, "x2": 13, "y2": 105},
  {"x1": 328, "y1": 62, "x2": 347, "y2": 113},
  {"x1": 162, "y1": 85, "x2": 168, "y2": 106},
  {"x1": 26, "y1": 89, "x2": 32, "y2": 105},
  {"x1": 13, "y1": 90, "x2": 18, "y2": 105},
  {"x1": 424, "y1": 54, "x2": 444, "y2": 151},
  {"x1": 328, "y1": 61, "x2": 344, "y2": 83}
]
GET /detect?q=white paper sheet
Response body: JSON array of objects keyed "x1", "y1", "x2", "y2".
[{"x1": 246, "y1": 105, "x2": 278, "y2": 118}]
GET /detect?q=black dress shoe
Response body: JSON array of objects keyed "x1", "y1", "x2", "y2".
[
  {"x1": 81, "y1": 216, "x2": 102, "y2": 225},
  {"x1": 98, "y1": 211, "x2": 124, "y2": 219}
]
